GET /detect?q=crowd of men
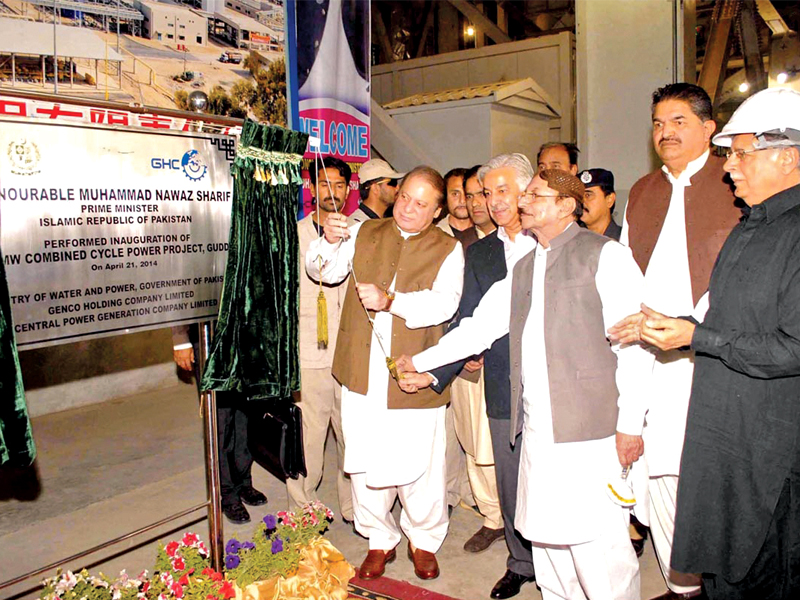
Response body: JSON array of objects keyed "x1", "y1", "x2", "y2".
[{"x1": 174, "y1": 83, "x2": 800, "y2": 600}]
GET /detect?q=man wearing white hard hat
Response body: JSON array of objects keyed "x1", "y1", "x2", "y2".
[
  {"x1": 614, "y1": 87, "x2": 800, "y2": 599},
  {"x1": 349, "y1": 158, "x2": 405, "y2": 224}
]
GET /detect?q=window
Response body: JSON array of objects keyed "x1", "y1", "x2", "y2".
[
  {"x1": 168, "y1": 22, "x2": 174, "y2": 27},
  {"x1": 196, "y1": 35, "x2": 202, "y2": 43},
  {"x1": 167, "y1": 33, "x2": 174, "y2": 39},
  {"x1": 179, "y1": 24, "x2": 185, "y2": 28},
  {"x1": 179, "y1": 35, "x2": 185, "y2": 40},
  {"x1": 157, "y1": 32, "x2": 162, "y2": 40}
]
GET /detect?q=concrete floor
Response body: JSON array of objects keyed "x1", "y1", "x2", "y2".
[{"x1": 0, "y1": 380, "x2": 669, "y2": 600}]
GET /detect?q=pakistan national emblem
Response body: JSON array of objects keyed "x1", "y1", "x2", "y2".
[{"x1": 8, "y1": 139, "x2": 41, "y2": 175}]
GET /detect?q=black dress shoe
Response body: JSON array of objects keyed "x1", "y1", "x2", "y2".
[
  {"x1": 222, "y1": 501, "x2": 251, "y2": 524},
  {"x1": 632, "y1": 536, "x2": 646, "y2": 558},
  {"x1": 239, "y1": 487, "x2": 268, "y2": 506},
  {"x1": 490, "y1": 569, "x2": 536, "y2": 599}
]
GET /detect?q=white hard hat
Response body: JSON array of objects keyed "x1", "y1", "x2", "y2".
[{"x1": 712, "y1": 87, "x2": 800, "y2": 148}]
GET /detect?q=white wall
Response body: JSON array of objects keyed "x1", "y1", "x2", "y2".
[
  {"x1": 490, "y1": 105, "x2": 554, "y2": 162},
  {"x1": 387, "y1": 102, "x2": 493, "y2": 172},
  {"x1": 576, "y1": 0, "x2": 681, "y2": 217},
  {"x1": 373, "y1": 32, "x2": 575, "y2": 141}
]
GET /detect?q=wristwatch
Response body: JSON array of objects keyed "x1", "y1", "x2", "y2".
[{"x1": 384, "y1": 289, "x2": 396, "y2": 312}]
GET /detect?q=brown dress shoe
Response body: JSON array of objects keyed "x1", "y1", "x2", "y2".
[
  {"x1": 464, "y1": 526, "x2": 505, "y2": 553},
  {"x1": 407, "y1": 545, "x2": 439, "y2": 580},
  {"x1": 359, "y1": 548, "x2": 396, "y2": 580}
]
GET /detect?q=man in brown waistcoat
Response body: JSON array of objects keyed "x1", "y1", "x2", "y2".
[
  {"x1": 609, "y1": 83, "x2": 741, "y2": 600},
  {"x1": 401, "y1": 169, "x2": 653, "y2": 599},
  {"x1": 305, "y1": 166, "x2": 464, "y2": 581}
]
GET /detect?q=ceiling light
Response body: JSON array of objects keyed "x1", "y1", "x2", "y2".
[
  {"x1": 466, "y1": 25, "x2": 475, "y2": 37},
  {"x1": 738, "y1": 82, "x2": 750, "y2": 93},
  {"x1": 777, "y1": 72, "x2": 789, "y2": 84}
]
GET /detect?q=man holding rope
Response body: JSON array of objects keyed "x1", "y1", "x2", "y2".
[{"x1": 305, "y1": 166, "x2": 463, "y2": 582}]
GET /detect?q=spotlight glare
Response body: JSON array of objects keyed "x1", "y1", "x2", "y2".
[
  {"x1": 738, "y1": 82, "x2": 750, "y2": 93},
  {"x1": 777, "y1": 72, "x2": 789, "y2": 84},
  {"x1": 466, "y1": 25, "x2": 475, "y2": 36}
]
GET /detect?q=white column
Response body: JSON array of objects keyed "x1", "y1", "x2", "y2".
[{"x1": 576, "y1": 0, "x2": 685, "y2": 218}]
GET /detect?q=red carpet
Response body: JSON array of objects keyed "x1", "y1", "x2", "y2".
[{"x1": 348, "y1": 574, "x2": 463, "y2": 600}]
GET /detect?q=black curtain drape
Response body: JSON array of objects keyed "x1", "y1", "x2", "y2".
[{"x1": 201, "y1": 119, "x2": 308, "y2": 399}]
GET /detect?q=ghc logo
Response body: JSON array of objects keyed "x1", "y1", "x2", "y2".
[{"x1": 151, "y1": 150, "x2": 207, "y2": 181}]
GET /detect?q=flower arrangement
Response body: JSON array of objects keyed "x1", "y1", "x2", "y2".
[
  {"x1": 40, "y1": 503, "x2": 349, "y2": 600},
  {"x1": 41, "y1": 569, "x2": 145, "y2": 600},
  {"x1": 224, "y1": 500, "x2": 335, "y2": 587},
  {"x1": 145, "y1": 532, "x2": 233, "y2": 600}
]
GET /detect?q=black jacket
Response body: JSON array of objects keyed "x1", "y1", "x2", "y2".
[
  {"x1": 672, "y1": 183, "x2": 800, "y2": 580},
  {"x1": 431, "y1": 231, "x2": 514, "y2": 419}
]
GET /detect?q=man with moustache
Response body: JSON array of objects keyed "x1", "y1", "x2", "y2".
[
  {"x1": 615, "y1": 87, "x2": 800, "y2": 599},
  {"x1": 437, "y1": 166, "x2": 480, "y2": 518},
  {"x1": 404, "y1": 154, "x2": 537, "y2": 598},
  {"x1": 464, "y1": 165, "x2": 497, "y2": 237},
  {"x1": 401, "y1": 170, "x2": 651, "y2": 600},
  {"x1": 609, "y1": 83, "x2": 741, "y2": 600},
  {"x1": 288, "y1": 156, "x2": 353, "y2": 525},
  {"x1": 438, "y1": 168, "x2": 480, "y2": 247},
  {"x1": 350, "y1": 158, "x2": 404, "y2": 223},
  {"x1": 536, "y1": 142, "x2": 579, "y2": 175},
  {"x1": 578, "y1": 168, "x2": 622, "y2": 241},
  {"x1": 306, "y1": 166, "x2": 464, "y2": 581}
]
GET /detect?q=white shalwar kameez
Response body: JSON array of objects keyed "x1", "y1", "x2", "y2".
[
  {"x1": 620, "y1": 151, "x2": 710, "y2": 595},
  {"x1": 414, "y1": 227, "x2": 653, "y2": 599},
  {"x1": 306, "y1": 221, "x2": 464, "y2": 553}
]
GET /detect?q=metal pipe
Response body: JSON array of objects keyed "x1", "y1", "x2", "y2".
[
  {"x1": 0, "y1": 502, "x2": 209, "y2": 591},
  {"x1": 198, "y1": 320, "x2": 223, "y2": 571},
  {"x1": 53, "y1": 0, "x2": 58, "y2": 93}
]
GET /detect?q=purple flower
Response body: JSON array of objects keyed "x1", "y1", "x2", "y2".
[
  {"x1": 262, "y1": 515, "x2": 277, "y2": 530},
  {"x1": 240, "y1": 541, "x2": 255, "y2": 551},
  {"x1": 271, "y1": 538, "x2": 283, "y2": 554},
  {"x1": 224, "y1": 554, "x2": 240, "y2": 570},
  {"x1": 224, "y1": 539, "x2": 241, "y2": 555}
]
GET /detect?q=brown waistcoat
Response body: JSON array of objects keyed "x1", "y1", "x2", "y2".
[
  {"x1": 625, "y1": 154, "x2": 741, "y2": 305},
  {"x1": 509, "y1": 225, "x2": 619, "y2": 444},
  {"x1": 332, "y1": 218, "x2": 458, "y2": 409}
]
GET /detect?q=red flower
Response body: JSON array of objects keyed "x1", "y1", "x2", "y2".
[
  {"x1": 182, "y1": 533, "x2": 200, "y2": 546},
  {"x1": 172, "y1": 557, "x2": 186, "y2": 572},
  {"x1": 207, "y1": 596, "x2": 216, "y2": 600},
  {"x1": 142, "y1": 582, "x2": 150, "y2": 593},
  {"x1": 178, "y1": 575, "x2": 189, "y2": 586},
  {"x1": 171, "y1": 583, "x2": 184, "y2": 598},
  {"x1": 165, "y1": 541, "x2": 180, "y2": 557},
  {"x1": 217, "y1": 581, "x2": 235, "y2": 599},
  {"x1": 210, "y1": 572, "x2": 223, "y2": 582},
  {"x1": 187, "y1": 569, "x2": 195, "y2": 575},
  {"x1": 201, "y1": 568, "x2": 214, "y2": 577}
]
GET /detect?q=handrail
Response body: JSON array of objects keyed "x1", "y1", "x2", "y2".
[{"x1": 0, "y1": 502, "x2": 209, "y2": 591}]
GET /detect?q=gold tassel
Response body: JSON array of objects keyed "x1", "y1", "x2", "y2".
[{"x1": 316, "y1": 283, "x2": 328, "y2": 349}]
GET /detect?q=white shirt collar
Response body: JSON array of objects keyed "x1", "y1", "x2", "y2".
[{"x1": 662, "y1": 149, "x2": 710, "y2": 185}]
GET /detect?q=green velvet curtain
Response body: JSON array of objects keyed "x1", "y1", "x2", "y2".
[
  {"x1": 201, "y1": 119, "x2": 308, "y2": 399},
  {"x1": 0, "y1": 247, "x2": 35, "y2": 467}
]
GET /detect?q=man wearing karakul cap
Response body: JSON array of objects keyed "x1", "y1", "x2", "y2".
[{"x1": 400, "y1": 169, "x2": 654, "y2": 599}]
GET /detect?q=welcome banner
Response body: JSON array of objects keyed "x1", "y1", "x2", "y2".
[{"x1": 286, "y1": 0, "x2": 371, "y2": 216}]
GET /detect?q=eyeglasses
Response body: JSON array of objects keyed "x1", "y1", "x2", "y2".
[
  {"x1": 385, "y1": 179, "x2": 398, "y2": 187},
  {"x1": 724, "y1": 147, "x2": 773, "y2": 161},
  {"x1": 520, "y1": 192, "x2": 567, "y2": 201}
]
